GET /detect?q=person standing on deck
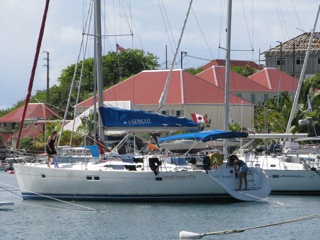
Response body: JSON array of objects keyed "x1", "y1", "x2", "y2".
[
  {"x1": 229, "y1": 155, "x2": 248, "y2": 191},
  {"x1": 46, "y1": 131, "x2": 57, "y2": 167}
]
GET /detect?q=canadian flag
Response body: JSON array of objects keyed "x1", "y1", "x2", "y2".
[
  {"x1": 191, "y1": 113, "x2": 208, "y2": 123},
  {"x1": 116, "y1": 43, "x2": 126, "y2": 52}
]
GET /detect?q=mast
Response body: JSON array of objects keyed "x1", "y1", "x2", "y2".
[
  {"x1": 286, "y1": 3, "x2": 320, "y2": 133},
  {"x1": 94, "y1": 0, "x2": 105, "y2": 141},
  {"x1": 16, "y1": 0, "x2": 50, "y2": 149},
  {"x1": 223, "y1": 0, "x2": 232, "y2": 156},
  {"x1": 157, "y1": 0, "x2": 193, "y2": 112}
]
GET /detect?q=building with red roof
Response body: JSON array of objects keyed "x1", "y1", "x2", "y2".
[
  {"x1": 248, "y1": 68, "x2": 298, "y2": 98},
  {"x1": 197, "y1": 66, "x2": 298, "y2": 105},
  {"x1": 202, "y1": 59, "x2": 260, "y2": 71},
  {"x1": 76, "y1": 69, "x2": 254, "y2": 130},
  {"x1": 0, "y1": 103, "x2": 59, "y2": 146}
]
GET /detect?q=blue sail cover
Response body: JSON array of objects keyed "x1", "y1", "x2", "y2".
[
  {"x1": 99, "y1": 107, "x2": 201, "y2": 131},
  {"x1": 158, "y1": 129, "x2": 248, "y2": 143}
]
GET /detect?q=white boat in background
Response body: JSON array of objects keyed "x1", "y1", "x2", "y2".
[{"x1": 238, "y1": 134, "x2": 320, "y2": 194}]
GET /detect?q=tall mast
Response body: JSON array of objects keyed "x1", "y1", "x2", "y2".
[
  {"x1": 286, "y1": 3, "x2": 320, "y2": 133},
  {"x1": 223, "y1": 0, "x2": 232, "y2": 156},
  {"x1": 94, "y1": 0, "x2": 104, "y2": 141}
]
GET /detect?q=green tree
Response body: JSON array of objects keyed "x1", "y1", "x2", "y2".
[
  {"x1": 231, "y1": 65, "x2": 257, "y2": 77},
  {"x1": 185, "y1": 67, "x2": 203, "y2": 75}
]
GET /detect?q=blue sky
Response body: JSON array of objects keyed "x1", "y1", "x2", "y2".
[{"x1": 0, "y1": 0, "x2": 319, "y2": 110}]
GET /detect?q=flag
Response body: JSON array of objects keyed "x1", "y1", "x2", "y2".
[
  {"x1": 116, "y1": 43, "x2": 126, "y2": 52},
  {"x1": 191, "y1": 113, "x2": 208, "y2": 123},
  {"x1": 307, "y1": 95, "x2": 313, "y2": 112},
  {"x1": 145, "y1": 140, "x2": 159, "y2": 151}
]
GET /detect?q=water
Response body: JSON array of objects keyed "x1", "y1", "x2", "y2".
[{"x1": 1, "y1": 171, "x2": 319, "y2": 240}]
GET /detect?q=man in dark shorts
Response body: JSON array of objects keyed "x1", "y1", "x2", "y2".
[{"x1": 46, "y1": 131, "x2": 57, "y2": 167}]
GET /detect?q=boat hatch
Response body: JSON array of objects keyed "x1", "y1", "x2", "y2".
[
  {"x1": 155, "y1": 177, "x2": 162, "y2": 181},
  {"x1": 125, "y1": 165, "x2": 137, "y2": 171},
  {"x1": 86, "y1": 175, "x2": 100, "y2": 181},
  {"x1": 270, "y1": 164, "x2": 276, "y2": 167},
  {"x1": 272, "y1": 175, "x2": 280, "y2": 178}
]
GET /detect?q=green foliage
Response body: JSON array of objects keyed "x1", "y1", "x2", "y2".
[
  {"x1": 185, "y1": 67, "x2": 203, "y2": 75},
  {"x1": 19, "y1": 137, "x2": 34, "y2": 150},
  {"x1": 231, "y1": 65, "x2": 257, "y2": 77}
]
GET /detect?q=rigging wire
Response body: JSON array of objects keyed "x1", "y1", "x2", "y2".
[
  {"x1": 70, "y1": 1, "x2": 93, "y2": 146},
  {"x1": 240, "y1": 0, "x2": 254, "y2": 51},
  {"x1": 290, "y1": 0, "x2": 304, "y2": 31},
  {"x1": 274, "y1": 0, "x2": 289, "y2": 40},
  {"x1": 158, "y1": 0, "x2": 177, "y2": 62},
  {"x1": 191, "y1": 8, "x2": 214, "y2": 60},
  {"x1": 218, "y1": 0, "x2": 226, "y2": 59}
]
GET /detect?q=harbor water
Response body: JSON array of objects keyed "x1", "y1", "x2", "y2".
[{"x1": 1, "y1": 171, "x2": 319, "y2": 240}]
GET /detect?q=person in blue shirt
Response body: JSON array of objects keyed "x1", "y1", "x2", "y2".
[{"x1": 229, "y1": 155, "x2": 248, "y2": 191}]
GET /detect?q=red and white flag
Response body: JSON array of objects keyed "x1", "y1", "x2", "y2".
[
  {"x1": 191, "y1": 113, "x2": 208, "y2": 123},
  {"x1": 116, "y1": 43, "x2": 126, "y2": 52}
]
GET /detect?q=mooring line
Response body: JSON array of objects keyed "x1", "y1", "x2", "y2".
[{"x1": 0, "y1": 181, "x2": 109, "y2": 212}]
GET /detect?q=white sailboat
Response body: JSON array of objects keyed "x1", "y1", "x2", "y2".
[
  {"x1": 236, "y1": 3, "x2": 320, "y2": 195},
  {"x1": 239, "y1": 133, "x2": 320, "y2": 194},
  {"x1": 13, "y1": 0, "x2": 271, "y2": 202}
]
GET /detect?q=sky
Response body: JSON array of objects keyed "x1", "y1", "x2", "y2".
[{"x1": 0, "y1": 0, "x2": 319, "y2": 110}]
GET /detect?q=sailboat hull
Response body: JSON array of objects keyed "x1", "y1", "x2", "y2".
[{"x1": 14, "y1": 163, "x2": 271, "y2": 202}]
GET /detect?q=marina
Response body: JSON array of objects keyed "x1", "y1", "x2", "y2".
[{"x1": 1, "y1": 171, "x2": 320, "y2": 240}]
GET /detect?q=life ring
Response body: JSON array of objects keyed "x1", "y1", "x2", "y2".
[{"x1": 209, "y1": 152, "x2": 223, "y2": 168}]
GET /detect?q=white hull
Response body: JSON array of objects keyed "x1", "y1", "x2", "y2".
[
  {"x1": 245, "y1": 154, "x2": 320, "y2": 194},
  {"x1": 264, "y1": 169, "x2": 320, "y2": 194},
  {"x1": 13, "y1": 162, "x2": 271, "y2": 202}
]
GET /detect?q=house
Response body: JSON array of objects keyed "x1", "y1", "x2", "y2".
[
  {"x1": 76, "y1": 69, "x2": 254, "y2": 130},
  {"x1": 197, "y1": 66, "x2": 298, "y2": 105},
  {"x1": 248, "y1": 67, "x2": 298, "y2": 100},
  {"x1": 263, "y1": 32, "x2": 320, "y2": 78},
  {"x1": 201, "y1": 59, "x2": 260, "y2": 71},
  {"x1": 197, "y1": 65, "x2": 272, "y2": 105},
  {"x1": 0, "y1": 103, "x2": 59, "y2": 146}
]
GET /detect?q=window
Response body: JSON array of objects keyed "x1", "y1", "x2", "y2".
[
  {"x1": 263, "y1": 94, "x2": 268, "y2": 102},
  {"x1": 250, "y1": 93, "x2": 256, "y2": 103},
  {"x1": 318, "y1": 57, "x2": 320, "y2": 64},
  {"x1": 296, "y1": 56, "x2": 304, "y2": 65},
  {"x1": 161, "y1": 110, "x2": 167, "y2": 115},
  {"x1": 276, "y1": 58, "x2": 285, "y2": 66},
  {"x1": 237, "y1": 93, "x2": 242, "y2": 98}
]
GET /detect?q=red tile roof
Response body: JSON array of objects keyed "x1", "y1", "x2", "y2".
[
  {"x1": 0, "y1": 103, "x2": 59, "y2": 123},
  {"x1": 6, "y1": 122, "x2": 44, "y2": 145},
  {"x1": 248, "y1": 67, "x2": 298, "y2": 92},
  {"x1": 202, "y1": 59, "x2": 260, "y2": 71},
  {"x1": 77, "y1": 69, "x2": 252, "y2": 108},
  {"x1": 197, "y1": 66, "x2": 271, "y2": 92}
]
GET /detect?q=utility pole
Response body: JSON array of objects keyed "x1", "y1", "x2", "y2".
[
  {"x1": 276, "y1": 41, "x2": 283, "y2": 71},
  {"x1": 181, "y1": 51, "x2": 187, "y2": 69},
  {"x1": 43, "y1": 51, "x2": 50, "y2": 103}
]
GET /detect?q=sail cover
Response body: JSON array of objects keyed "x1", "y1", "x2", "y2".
[
  {"x1": 158, "y1": 129, "x2": 248, "y2": 142},
  {"x1": 99, "y1": 107, "x2": 201, "y2": 132}
]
